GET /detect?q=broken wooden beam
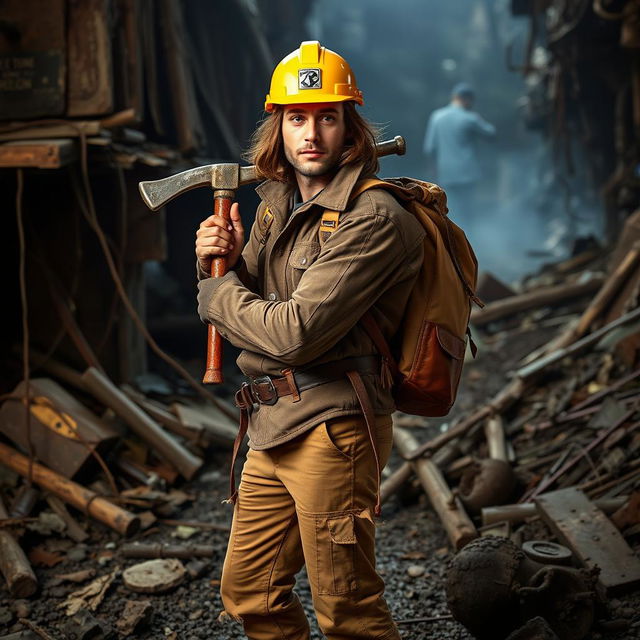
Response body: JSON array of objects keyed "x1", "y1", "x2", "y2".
[
  {"x1": 0, "y1": 499, "x2": 37, "y2": 598},
  {"x1": 0, "y1": 139, "x2": 77, "y2": 168},
  {"x1": 81, "y1": 367, "x2": 202, "y2": 480},
  {"x1": 517, "y1": 306, "x2": 640, "y2": 381},
  {"x1": 121, "y1": 385, "x2": 206, "y2": 445},
  {"x1": 484, "y1": 415, "x2": 508, "y2": 462},
  {"x1": 522, "y1": 408, "x2": 637, "y2": 502},
  {"x1": 481, "y1": 496, "x2": 628, "y2": 526},
  {"x1": 44, "y1": 495, "x2": 89, "y2": 543},
  {"x1": 405, "y1": 377, "x2": 525, "y2": 460},
  {"x1": 380, "y1": 462, "x2": 412, "y2": 505},
  {"x1": 393, "y1": 427, "x2": 477, "y2": 549},
  {"x1": 0, "y1": 120, "x2": 104, "y2": 141},
  {"x1": 0, "y1": 441, "x2": 140, "y2": 536},
  {"x1": 548, "y1": 242, "x2": 640, "y2": 352},
  {"x1": 406, "y1": 310, "x2": 640, "y2": 464},
  {"x1": 170, "y1": 401, "x2": 238, "y2": 447},
  {"x1": 470, "y1": 277, "x2": 604, "y2": 327}
]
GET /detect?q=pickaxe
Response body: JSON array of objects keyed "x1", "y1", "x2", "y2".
[{"x1": 138, "y1": 135, "x2": 406, "y2": 385}]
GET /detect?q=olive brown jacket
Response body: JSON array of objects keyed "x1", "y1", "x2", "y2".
[{"x1": 197, "y1": 161, "x2": 425, "y2": 449}]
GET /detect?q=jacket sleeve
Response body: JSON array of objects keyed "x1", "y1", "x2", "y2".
[
  {"x1": 472, "y1": 113, "x2": 496, "y2": 138},
  {"x1": 423, "y1": 113, "x2": 437, "y2": 156},
  {"x1": 197, "y1": 201, "x2": 424, "y2": 366}
]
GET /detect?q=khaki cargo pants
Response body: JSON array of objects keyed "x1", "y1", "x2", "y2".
[{"x1": 219, "y1": 414, "x2": 400, "y2": 639}]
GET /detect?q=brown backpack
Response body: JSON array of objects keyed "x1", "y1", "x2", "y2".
[{"x1": 320, "y1": 177, "x2": 483, "y2": 417}]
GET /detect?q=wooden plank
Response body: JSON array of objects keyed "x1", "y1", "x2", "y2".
[
  {"x1": 394, "y1": 427, "x2": 477, "y2": 550},
  {"x1": 158, "y1": 0, "x2": 204, "y2": 153},
  {"x1": 470, "y1": 277, "x2": 604, "y2": 326},
  {"x1": 67, "y1": 0, "x2": 114, "y2": 116},
  {"x1": 0, "y1": 121, "x2": 103, "y2": 141},
  {"x1": 0, "y1": 139, "x2": 76, "y2": 168},
  {"x1": 115, "y1": 0, "x2": 144, "y2": 120},
  {"x1": 0, "y1": 378, "x2": 119, "y2": 479},
  {"x1": 171, "y1": 402, "x2": 237, "y2": 447},
  {"x1": 535, "y1": 487, "x2": 640, "y2": 593},
  {"x1": 0, "y1": 0, "x2": 66, "y2": 119}
]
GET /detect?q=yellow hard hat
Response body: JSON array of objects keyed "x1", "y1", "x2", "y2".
[{"x1": 265, "y1": 41, "x2": 363, "y2": 112}]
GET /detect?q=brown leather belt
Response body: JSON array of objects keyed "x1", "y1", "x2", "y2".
[
  {"x1": 234, "y1": 355, "x2": 381, "y2": 410},
  {"x1": 226, "y1": 355, "x2": 389, "y2": 517}
]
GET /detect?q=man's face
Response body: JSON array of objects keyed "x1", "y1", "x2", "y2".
[{"x1": 281, "y1": 103, "x2": 347, "y2": 178}]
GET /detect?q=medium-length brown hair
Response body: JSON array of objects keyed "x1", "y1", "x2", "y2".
[{"x1": 243, "y1": 102, "x2": 380, "y2": 182}]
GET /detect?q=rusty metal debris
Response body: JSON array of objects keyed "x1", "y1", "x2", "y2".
[
  {"x1": 383, "y1": 197, "x2": 640, "y2": 637},
  {"x1": 445, "y1": 536, "x2": 602, "y2": 640}
]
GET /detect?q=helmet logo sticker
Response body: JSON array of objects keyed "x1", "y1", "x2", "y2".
[{"x1": 299, "y1": 68, "x2": 321, "y2": 90}]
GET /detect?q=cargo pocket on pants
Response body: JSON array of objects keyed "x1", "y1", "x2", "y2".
[{"x1": 316, "y1": 512, "x2": 357, "y2": 596}]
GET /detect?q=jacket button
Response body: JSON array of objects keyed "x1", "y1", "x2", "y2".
[
  {"x1": 267, "y1": 292, "x2": 277, "y2": 300},
  {"x1": 301, "y1": 257, "x2": 307, "y2": 265}
]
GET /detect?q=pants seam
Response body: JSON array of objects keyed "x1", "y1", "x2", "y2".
[{"x1": 264, "y1": 508, "x2": 297, "y2": 639}]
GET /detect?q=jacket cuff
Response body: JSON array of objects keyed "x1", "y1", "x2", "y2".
[
  {"x1": 196, "y1": 256, "x2": 245, "y2": 281},
  {"x1": 197, "y1": 271, "x2": 239, "y2": 323}
]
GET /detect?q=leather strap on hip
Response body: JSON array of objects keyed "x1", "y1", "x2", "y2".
[
  {"x1": 223, "y1": 404, "x2": 249, "y2": 506},
  {"x1": 225, "y1": 358, "x2": 385, "y2": 515},
  {"x1": 346, "y1": 370, "x2": 383, "y2": 517}
]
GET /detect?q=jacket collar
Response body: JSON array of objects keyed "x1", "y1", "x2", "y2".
[{"x1": 255, "y1": 162, "x2": 366, "y2": 218}]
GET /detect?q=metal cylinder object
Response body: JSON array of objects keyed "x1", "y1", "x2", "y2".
[
  {"x1": 445, "y1": 535, "x2": 599, "y2": 640},
  {"x1": 522, "y1": 540, "x2": 573, "y2": 566}
]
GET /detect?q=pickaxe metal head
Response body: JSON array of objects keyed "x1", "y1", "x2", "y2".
[
  {"x1": 138, "y1": 136, "x2": 406, "y2": 211},
  {"x1": 138, "y1": 163, "x2": 258, "y2": 211}
]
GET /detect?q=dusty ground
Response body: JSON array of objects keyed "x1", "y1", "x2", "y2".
[{"x1": 1, "y1": 323, "x2": 639, "y2": 639}]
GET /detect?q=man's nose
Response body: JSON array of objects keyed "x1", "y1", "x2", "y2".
[{"x1": 304, "y1": 119, "x2": 318, "y2": 142}]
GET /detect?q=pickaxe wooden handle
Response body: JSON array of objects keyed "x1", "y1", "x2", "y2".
[
  {"x1": 138, "y1": 136, "x2": 406, "y2": 385},
  {"x1": 204, "y1": 188, "x2": 233, "y2": 384}
]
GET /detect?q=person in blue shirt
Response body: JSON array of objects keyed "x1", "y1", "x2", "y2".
[{"x1": 423, "y1": 83, "x2": 496, "y2": 237}]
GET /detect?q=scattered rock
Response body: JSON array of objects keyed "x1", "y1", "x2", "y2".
[
  {"x1": 0, "y1": 605, "x2": 14, "y2": 625},
  {"x1": 172, "y1": 525, "x2": 199, "y2": 540},
  {"x1": 67, "y1": 545, "x2": 88, "y2": 563},
  {"x1": 115, "y1": 599, "x2": 154, "y2": 636},
  {"x1": 51, "y1": 569, "x2": 96, "y2": 585},
  {"x1": 407, "y1": 564, "x2": 426, "y2": 578},
  {"x1": 62, "y1": 607, "x2": 113, "y2": 640},
  {"x1": 26, "y1": 512, "x2": 66, "y2": 536},
  {"x1": 11, "y1": 600, "x2": 30, "y2": 619},
  {"x1": 122, "y1": 559, "x2": 186, "y2": 594}
]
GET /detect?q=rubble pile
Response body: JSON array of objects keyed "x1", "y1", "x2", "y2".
[
  {"x1": 1, "y1": 222, "x2": 639, "y2": 639},
  {"x1": 0, "y1": 361, "x2": 240, "y2": 638},
  {"x1": 384, "y1": 215, "x2": 640, "y2": 639}
]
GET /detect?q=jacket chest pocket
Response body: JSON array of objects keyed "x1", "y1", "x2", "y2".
[{"x1": 286, "y1": 241, "x2": 321, "y2": 295}]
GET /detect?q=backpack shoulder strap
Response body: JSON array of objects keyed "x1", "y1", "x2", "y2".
[
  {"x1": 318, "y1": 179, "x2": 392, "y2": 245},
  {"x1": 350, "y1": 178, "x2": 390, "y2": 200}
]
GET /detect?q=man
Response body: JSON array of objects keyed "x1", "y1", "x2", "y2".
[
  {"x1": 423, "y1": 82, "x2": 496, "y2": 236},
  {"x1": 196, "y1": 41, "x2": 424, "y2": 639}
]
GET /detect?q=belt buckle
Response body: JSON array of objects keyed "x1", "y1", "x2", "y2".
[{"x1": 251, "y1": 375, "x2": 278, "y2": 406}]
